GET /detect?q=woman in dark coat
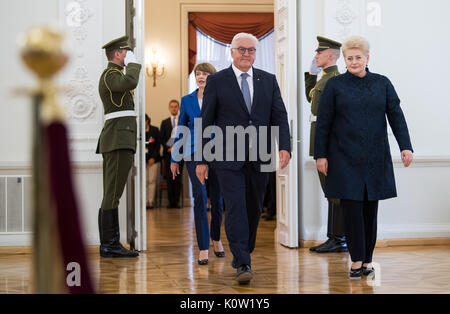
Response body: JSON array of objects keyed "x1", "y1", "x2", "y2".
[{"x1": 314, "y1": 36, "x2": 414, "y2": 279}]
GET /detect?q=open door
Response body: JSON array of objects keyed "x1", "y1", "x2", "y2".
[{"x1": 274, "y1": 0, "x2": 298, "y2": 248}]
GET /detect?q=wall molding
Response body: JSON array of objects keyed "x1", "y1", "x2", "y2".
[
  {"x1": 0, "y1": 233, "x2": 32, "y2": 247},
  {"x1": 304, "y1": 155, "x2": 450, "y2": 169},
  {"x1": 302, "y1": 222, "x2": 450, "y2": 244},
  {"x1": 0, "y1": 161, "x2": 101, "y2": 173},
  {"x1": 301, "y1": 237, "x2": 450, "y2": 249}
]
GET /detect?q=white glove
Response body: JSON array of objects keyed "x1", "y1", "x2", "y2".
[
  {"x1": 309, "y1": 59, "x2": 322, "y2": 75},
  {"x1": 124, "y1": 50, "x2": 137, "y2": 66}
]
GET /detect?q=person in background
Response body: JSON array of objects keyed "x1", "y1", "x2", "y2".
[
  {"x1": 171, "y1": 63, "x2": 225, "y2": 265},
  {"x1": 314, "y1": 35, "x2": 413, "y2": 279},
  {"x1": 160, "y1": 100, "x2": 183, "y2": 208},
  {"x1": 145, "y1": 114, "x2": 161, "y2": 209}
]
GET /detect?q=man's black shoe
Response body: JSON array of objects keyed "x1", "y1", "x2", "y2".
[
  {"x1": 100, "y1": 243, "x2": 139, "y2": 258},
  {"x1": 264, "y1": 214, "x2": 276, "y2": 221},
  {"x1": 309, "y1": 238, "x2": 332, "y2": 252},
  {"x1": 315, "y1": 238, "x2": 348, "y2": 253},
  {"x1": 236, "y1": 265, "x2": 253, "y2": 284}
]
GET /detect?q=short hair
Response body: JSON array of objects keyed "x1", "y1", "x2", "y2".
[
  {"x1": 231, "y1": 33, "x2": 258, "y2": 49},
  {"x1": 331, "y1": 48, "x2": 341, "y2": 61},
  {"x1": 169, "y1": 99, "x2": 179, "y2": 107},
  {"x1": 342, "y1": 36, "x2": 370, "y2": 56},
  {"x1": 145, "y1": 114, "x2": 150, "y2": 124},
  {"x1": 106, "y1": 49, "x2": 122, "y2": 61},
  {"x1": 194, "y1": 63, "x2": 217, "y2": 75}
]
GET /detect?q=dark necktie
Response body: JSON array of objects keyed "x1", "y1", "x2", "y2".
[{"x1": 240, "y1": 73, "x2": 252, "y2": 113}]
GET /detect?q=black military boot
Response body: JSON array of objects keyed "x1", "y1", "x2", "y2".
[
  {"x1": 99, "y1": 208, "x2": 139, "y2": 258},
  {"x1": 315, "y1": 236, "x2": 348, "y2": 253}
]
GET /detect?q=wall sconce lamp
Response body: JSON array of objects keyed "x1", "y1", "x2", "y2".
[{"x1": 146, "y1": 48, "x2": 165, "y2": 87}]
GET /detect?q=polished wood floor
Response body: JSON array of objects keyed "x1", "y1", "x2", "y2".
[{"x1": 1, "y1": 206, "x2": 450, "y2": 294}]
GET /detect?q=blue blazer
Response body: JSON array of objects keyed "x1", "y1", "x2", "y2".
[
  {"x1": 200, "y1": 66, "x2": 291, "y2": 171},
  {"x1": 171, "y1": 89, "x2": 202, "y2": 162}
]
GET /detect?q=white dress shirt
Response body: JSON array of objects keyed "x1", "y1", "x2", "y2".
[
  {"x1": 232, "y1": 64, "x2": 254, "y2": 104},
  {"x1": 170, "y1": 114, "x2": 180, "y2": 141},
  {"x1": 171, "y1": 114, "x2": 179, "y2": 128}
]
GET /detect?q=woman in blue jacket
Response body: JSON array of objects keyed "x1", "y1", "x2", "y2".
[
  {"x1": 314, "y1": 36, "x2": 414, "y2": 279},
  {"x1": 171, "y1": 63, "x2": 225, "y2": 265}
]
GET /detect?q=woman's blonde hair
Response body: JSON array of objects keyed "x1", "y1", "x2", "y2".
[
  {"x1": 342, "y1": 36, "x2": 370, "y2": 56},
  {"x1": 194, "y1": 63, "x2": 217, "y2": 75}
]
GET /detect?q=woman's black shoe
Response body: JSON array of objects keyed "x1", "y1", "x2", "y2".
[
  {"x1": 349, "y1": 267, "x2": 363, "y2": 279},
  {"x1": 198, "y1": 259, "x2": 208, "y2": 265},
  {"x1": 362, "y1": 266, "x2": 375, "y2": 277},
  {"x1": 214, "y1": 251, "x2": 225, "y2": 258}
]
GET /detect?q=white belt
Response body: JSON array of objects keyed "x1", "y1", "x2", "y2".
[
  {"x1": 104, "y1": 110, "x2": 137, "y2": 121},
  {"x1": 310, "y1": 114, "x2": 317, "y2": 122}
]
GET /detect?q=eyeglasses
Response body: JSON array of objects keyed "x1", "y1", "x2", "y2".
[{"x1": 232, "y1": 47, "x2": 257, "y2": 55}]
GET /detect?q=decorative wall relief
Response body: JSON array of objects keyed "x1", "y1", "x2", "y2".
[
  {"x1": 334, "y1": 0, "x2": 359, "y2": 39},
  {"x1": 66, "y1": 67, "x2": 96, "y2": 120},
  {"x1": 59, "y1": 0, "x2": 104, "y2": 159},
  {"x1": 64, "y1": 0, "x2": 97, "y2": 122}
]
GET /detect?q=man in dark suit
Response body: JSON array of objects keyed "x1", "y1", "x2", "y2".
[
  {"x1": 160, "y1": 100, "x2": 183, "y2": 208},
  {"x1": 196, "y1": 33, "x2": 291, "y2": 284}
]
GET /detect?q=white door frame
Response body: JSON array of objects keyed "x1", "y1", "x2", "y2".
[
  {"x1": 274, "y1": 0, "x2": 298, "y2": 248},
  {"x1": 133, "y1": 0, "x2": 146, "y2": 251}
]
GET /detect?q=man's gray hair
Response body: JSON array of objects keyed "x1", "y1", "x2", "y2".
[{"x1": 231, "y1": 33, "x2": 258, "y2": 48}]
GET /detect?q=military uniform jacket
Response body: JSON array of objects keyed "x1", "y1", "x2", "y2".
[
  {"x1": 96, "y1": 62, "x2": 142, "y2": 154},
  {"x1": 314, "y1": 71, "x2": 413, "y2": 201},
  {"x1": 305, "y1": 65, "x2": 340, "y2": 156}
]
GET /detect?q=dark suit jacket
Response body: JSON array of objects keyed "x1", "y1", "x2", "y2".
[
  {"x1": 160, "y1": 117, "x2": 173, "y2": 159},
  {"x1": 314, "y1": 71, "x2": 413, "y2": 201},
  {"x1": 200, "y1": 66, "x2": 291, "y2": 171},
  {"x1": 145, "y1": 125, "x2": 161, "y2": 164}
]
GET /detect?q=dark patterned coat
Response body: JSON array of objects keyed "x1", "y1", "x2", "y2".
[{"x1": 314, "y1": 71, "x2": 413, "y2": 201}]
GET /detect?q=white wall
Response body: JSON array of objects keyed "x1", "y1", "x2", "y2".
[
  {"x1": 298, "y1": 0, "x2": 450, "y2": 241},
  {"x1": 0, "y1": 0, "x2": 59, "y2": 163},
  {"x1": 0, "y1": 0, "x2": 127, "y2": 246},
  {"x1": 366, "y1": 0, "x2": 450, "y2": 157}
]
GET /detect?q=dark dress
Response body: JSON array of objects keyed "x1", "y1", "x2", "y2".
[
  {"x1": 145, "y1": 125, "x2": 161, "y2": 164},
  {"x1": 314, "y1": 71, "x2": 413, "y2": 201}
]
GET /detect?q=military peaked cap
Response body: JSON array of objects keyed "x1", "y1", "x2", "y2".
[
  {"x1": 316, "y1": 36, "x2": 342, "y2": 52},
  {"x1": 102, "y1": 36, "x2": 132, "y2": 51}
]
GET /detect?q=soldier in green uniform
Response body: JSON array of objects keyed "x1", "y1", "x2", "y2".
[
  {"x1": 96, "y1": 36, "x2": 141, "y2": 258},
  {"x1": 305, "y1": 36, "x2": 348, "y2": 253}
]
